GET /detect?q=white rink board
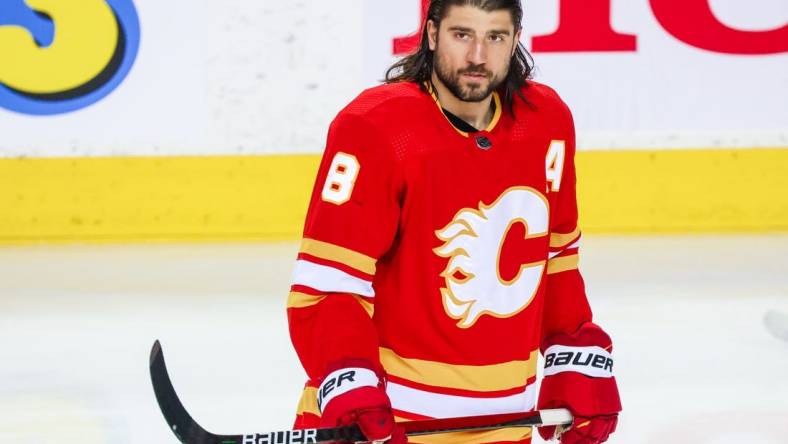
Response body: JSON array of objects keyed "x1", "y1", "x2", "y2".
[
  {"x1": 0, "y1": 0, "x2": 786, "y2": 157},
  {"x1": 1, "y1": 236, "x2": 788, "y2": 443}
]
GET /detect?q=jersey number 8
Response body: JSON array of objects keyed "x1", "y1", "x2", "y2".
[{"x1": 321, "y1": 152, "x2": 360, "y2": 204}]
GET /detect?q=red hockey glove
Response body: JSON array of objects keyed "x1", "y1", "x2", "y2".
[
  {"x1": 318, "y1": 360, "x2": 406, "y2": 443},
  {"x1": 537, "y1": 322, "x2": 621, "y2": 444}
]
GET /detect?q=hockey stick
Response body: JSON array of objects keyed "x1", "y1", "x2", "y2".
[{"x1": 150, "y1": 340, "x2": 572, "y2": 444}]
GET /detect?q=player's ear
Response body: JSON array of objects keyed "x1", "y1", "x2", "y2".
[{"x1": 427, "y1": 20, "x2": 438, "y2": 51}]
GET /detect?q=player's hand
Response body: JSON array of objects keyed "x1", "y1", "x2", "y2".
[
  {"x1": 544, "y1": 414, "x2": 617, "y2": 443},
  {"x1": 318, "y1": 360, "x2": 406, "y2": 443},
  {"x1": 537, "y1": 322, "x2": 622, "y2": 443}
]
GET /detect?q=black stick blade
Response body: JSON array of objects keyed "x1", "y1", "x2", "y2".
[
  {"x1": 150, "y1": 340, "x2": 219, "y2": 443},
  {"x1": 150, "y1": 341, "x2": 363, "y2": 444}
]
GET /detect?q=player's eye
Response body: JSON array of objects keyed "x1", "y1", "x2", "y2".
[
  {"x1": 455, "y1": 32, "x2": 470, "y2": 40},
  {"x1": 489, "y1": 34, "x2": 505, "y2": 42}
]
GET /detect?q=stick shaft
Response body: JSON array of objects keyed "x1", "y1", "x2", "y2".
[{"x1": 149, "y1": 340, "x2": 572, "y2": 444}]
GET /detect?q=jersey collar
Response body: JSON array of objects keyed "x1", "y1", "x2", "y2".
[{"x1": 426, "y1": 82, "x2": 503, "y2": 138}]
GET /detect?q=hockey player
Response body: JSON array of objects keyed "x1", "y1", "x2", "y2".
[{"x1": 287, "y1": 1, "x2": 621, "y2": 442}]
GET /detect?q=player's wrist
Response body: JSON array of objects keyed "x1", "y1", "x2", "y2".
[
  {"x1": 543, "y1": 343, "x2": 614, "y2": 379},
  {"x1": 317, "y1": 359, "x2": 402, "y2": 443},
  {"x1": 317, "y1": 364, "x2": 385, "y2": 414}
]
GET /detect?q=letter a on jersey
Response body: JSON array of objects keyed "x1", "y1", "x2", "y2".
[{"x1": 434, "y1": 187, "x2": 549, "y2": 328}]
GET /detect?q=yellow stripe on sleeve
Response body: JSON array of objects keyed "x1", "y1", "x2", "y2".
[
  {"x1": 300, "y1": 238, "x2": 377, "y2": 275},
  {"x1": 287, "y1": 292, "x2": 374, "y2": 317},
  {"x1": 380, "y1": 348, "x2": 538, "y2": 393},
  {"x1": 546, "y1": 254, "x2": 579, "y2": 275},
  {"x1": 354, "y1": 296, "x2": 374, "y2": 317},
  {"x1": 550, "y1": 227, "x2": 581, "y2": 249},
  {"x1": 287, "y1": 291, "x2": 326, "y2": 309},
  {"x1": 296, "y1": 386, "x2": 320, "y2": 416}
]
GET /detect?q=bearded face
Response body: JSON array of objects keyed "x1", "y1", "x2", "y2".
[
  {"x1": 428, "y1": 5, "x2": 518, "y2": 103},
  {"x1": 433, "y1": 38, "x2": 510, "y2": 103}
]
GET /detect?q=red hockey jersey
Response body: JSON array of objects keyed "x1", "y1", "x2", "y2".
[{"x1": 287, "y1": 81, "x2": 592, "y2": 443}]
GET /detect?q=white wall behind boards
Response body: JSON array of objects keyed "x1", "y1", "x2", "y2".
[{"x1": 1, "y1": 0, "x2": 786, "y2": 157}]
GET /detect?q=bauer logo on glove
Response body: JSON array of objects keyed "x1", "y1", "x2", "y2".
[
  {"x1": 316, "y1": 367, "x2": 380, "y2": 411},
  {"x1": 544, "y1": 345, "x2": 614, "y2": 378}
]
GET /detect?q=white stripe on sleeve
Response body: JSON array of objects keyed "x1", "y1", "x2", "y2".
[
  {"x1": 549, "y1": 239, "x2": 580, "y2": 259},
  {"x1": 291, "y1": 259, "x2": 375, "y2": 297}
]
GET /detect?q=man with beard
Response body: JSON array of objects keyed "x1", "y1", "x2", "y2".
[{"x1": 287, "y1": 1, "x2": 621, "y2": 443}]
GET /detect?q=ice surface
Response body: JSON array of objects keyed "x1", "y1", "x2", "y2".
[{"x1": 1, "y1": 235, "x2": 787, "y2": 443}]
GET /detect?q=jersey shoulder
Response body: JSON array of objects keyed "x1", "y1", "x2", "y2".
[
  {"x1": 336, "y1": 82, "x2": 433, "y2": 125},
  {"x1": 324, "y1": 83, "x2": 432, "y2": 164},
  {"x1": 329, "y1": 82, "x2": 436, "y2": 160},
  {"x1": 518, "y1": 81, "x2": 572, "y2": 117},
  {"x1": 512, "y1": 81, "x2": 575, "y2": 138}
]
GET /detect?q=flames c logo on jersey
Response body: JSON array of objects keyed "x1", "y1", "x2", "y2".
[{"x1": 434, "y1": 187, "x2": 550, "y2": 328}]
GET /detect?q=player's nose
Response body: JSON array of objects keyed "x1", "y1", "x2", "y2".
[{"x1": 466, "y1": 41, "x2": 487, "y2": 65}]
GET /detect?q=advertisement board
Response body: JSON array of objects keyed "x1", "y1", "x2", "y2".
[
  {"x1": 1, "y1": 0, "x2": 786, "y2": 157},
  {"x1": 0, "y1": 1, "x2": 786, "y2": 240}
]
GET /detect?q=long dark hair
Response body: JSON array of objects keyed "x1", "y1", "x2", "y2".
[{"x1": 385, "y1": 0, "x2": 535, "y2": 113}]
